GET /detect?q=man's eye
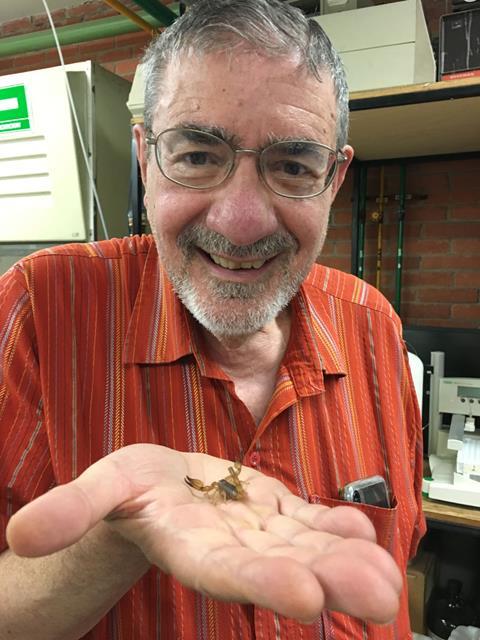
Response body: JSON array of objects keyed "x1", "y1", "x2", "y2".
[
  {"x1": 185, "y1": 152, "x2": 209, "y2": 165},
  {"x1": 271, "y1": 160, "x2": 310, "y2": 177},
  {"x1": 176, "y1": 151, "x2": 222, "y2": 166},
  {"x1": 282, "y1": 161, "x2": 307, "y2": 176}
]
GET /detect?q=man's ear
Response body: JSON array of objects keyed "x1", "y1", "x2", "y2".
[
  {"x1": 133, "y1": 124, "x2": 148, "y2": 187},
  {"x1": 331, "y1": 144, "x2": 354, "y2": 200}
]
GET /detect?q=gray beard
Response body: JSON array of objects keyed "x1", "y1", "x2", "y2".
[{"x1": 164, "y1": 225, "x2": 307, "y2": 337}]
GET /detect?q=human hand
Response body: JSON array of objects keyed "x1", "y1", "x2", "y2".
[{"x1": 6, "y1": 444, "x2": 402, "y2": 624}]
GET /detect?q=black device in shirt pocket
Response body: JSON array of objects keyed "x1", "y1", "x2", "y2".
[{"x1": 340, "y1": 475, "x2": 390, "y2": 508}]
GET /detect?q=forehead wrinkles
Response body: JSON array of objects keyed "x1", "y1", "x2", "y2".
[{"x1": 155, "y1": 55, "x2": 337, "y2": 143}]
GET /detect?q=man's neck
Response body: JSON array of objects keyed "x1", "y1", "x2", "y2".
[
  {"x1": 200, "y1": 308, "x2": 291, "y2": 379},
  {"x1": 199, "y1": 309, "x2": 292, "y2": 424}
]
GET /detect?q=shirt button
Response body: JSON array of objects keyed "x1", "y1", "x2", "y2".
[{"x1": 249, "y1": 451, "x2": 260, "y2": 467}]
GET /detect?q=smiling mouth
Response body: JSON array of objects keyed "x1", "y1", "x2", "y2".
[{"x1": 197, "y1": 249, "x2": 271, "y2": 271}]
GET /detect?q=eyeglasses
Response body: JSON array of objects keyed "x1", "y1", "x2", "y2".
[{"x1": 145, "y1": 128, "x2": 347, "y2": 199}]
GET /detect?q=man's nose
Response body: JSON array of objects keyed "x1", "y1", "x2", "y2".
[{"x1": 204, "y1": 155, "x2": 279, "y2": 246}]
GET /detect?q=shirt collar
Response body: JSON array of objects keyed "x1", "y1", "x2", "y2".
[
  {"x1": 124, "y1": 246, "x2": 347, "y2": 380},
  {"x1": 123, "y1": 241, "x2": 195, "y2": 364},
  {"x1": 282, "y1": 283, "x2": 347, "y2": 391}
]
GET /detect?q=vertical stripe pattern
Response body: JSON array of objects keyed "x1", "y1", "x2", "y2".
[{"x1": 0, "y1": 236, "x2": 425, "y2": 640}]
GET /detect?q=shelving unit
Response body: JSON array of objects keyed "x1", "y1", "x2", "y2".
[
  {"x1": 347, "y1": 76, "x2": 480, "y2": 295},
  {"x1": 349, "y1": 76, "x2": 480, "y2": 161}
]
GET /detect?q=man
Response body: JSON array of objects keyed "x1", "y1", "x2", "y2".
[{"x1": 0, "y1": 1, "x2": 425, "y2": 638}]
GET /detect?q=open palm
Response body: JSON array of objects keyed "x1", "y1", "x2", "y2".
[{"x1": 6, "y1": 444, "x2": 402, "y2": 624}]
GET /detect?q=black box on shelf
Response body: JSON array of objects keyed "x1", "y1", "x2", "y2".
[{"x1": 439, "y1": 9, "x2": 480, "y2": 80}]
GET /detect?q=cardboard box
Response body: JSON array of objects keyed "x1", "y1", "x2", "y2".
[{"x1": 407, "y1": 551, "x2": 436, "y2": 634}]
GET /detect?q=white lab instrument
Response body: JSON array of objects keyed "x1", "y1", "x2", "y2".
[
  {"x1": 427, "y1": 351, "x2": 480, "y2": 508},
  {"x1": 0, "y1": 61, "x2": 131, "y2": 243}
]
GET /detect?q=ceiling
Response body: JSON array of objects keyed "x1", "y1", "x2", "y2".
[{"x1": 0, "y1": 0, "x2": 88, "y2": 25}]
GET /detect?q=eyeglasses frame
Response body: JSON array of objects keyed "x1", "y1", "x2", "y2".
[{"x1": 144, "y1": 127, "x2": 348, "y2": 200}]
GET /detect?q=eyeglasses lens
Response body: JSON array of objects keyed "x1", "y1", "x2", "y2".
[
  {"x1": 157, "y1": 129, "x2": 232, "y2": 188},
  {"x1": 154, "y1": 129, "x2": 338, "y2": 197},
  {"x1": 261, "y1": 141, "x2": 336, "y2": 197}
]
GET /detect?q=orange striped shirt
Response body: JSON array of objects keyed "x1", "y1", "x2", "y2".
[{"x1": 0, "y1": 235, "x2": 425, "y2": 640}]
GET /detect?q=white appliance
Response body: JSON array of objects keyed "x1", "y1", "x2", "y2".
[
  {"x1": 0, "y1": 61, "x2": 131, "y2": 243},
  {"x1": 314, "y1": 0, "x2": 436, "y2": 92},
  {"x1": 427, "y1": 351, "x2": 480, "y2": 508}
]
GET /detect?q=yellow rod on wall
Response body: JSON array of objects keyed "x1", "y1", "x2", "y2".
[{"x1": 102, "y1": 0, "x2": 158, "y2": 35}]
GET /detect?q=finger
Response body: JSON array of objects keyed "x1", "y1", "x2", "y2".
[
  {"x1": 261, "y1": 514, "x2": 341, "y2": 553},
  {"x1": 279, "y1": 494, "x2": 377, "y2": 542},
  {"x1": 159, "y1": 529, "x2": 325, "y2": 621},
  {"x1": 311, "y1": 538, "x2": 403, "y2": 624},
  {"x1": 234, "y1": 528, "x2": 331, "y2": 567},
  {"x1": 215, "y1": 523, "x2": 401, "y2": 624},
  {"x1": 6, "y1": 458, "x2": 135, "y2": 557}
]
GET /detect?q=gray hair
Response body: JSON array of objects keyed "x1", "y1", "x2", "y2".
[{"x1": 141, "y1": 0, "x2": 349, "y2": 148}]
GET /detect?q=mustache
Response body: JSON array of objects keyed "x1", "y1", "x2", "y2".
[{"x1": 177, "y1": 224, "x2": 298, "y2": 259}]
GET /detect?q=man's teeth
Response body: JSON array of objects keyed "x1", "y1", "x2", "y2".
[{"x1": 210, "y1": 254, "x2": 266, "y2": 270}]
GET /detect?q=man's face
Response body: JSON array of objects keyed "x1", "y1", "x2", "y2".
[{"x1": 135, "y1": 51, "x2": 353, "y2": 338}]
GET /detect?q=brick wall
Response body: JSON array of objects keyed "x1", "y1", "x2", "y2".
[
  {"x1": 326, "y1": 158, "x2": 480, "y2": 328},
  {"x1": 0, "y1": 0, "x2": 478, "y2": 328},
  {"x1": 0, "y1": 0, "x2": 151, "y2": 81}
]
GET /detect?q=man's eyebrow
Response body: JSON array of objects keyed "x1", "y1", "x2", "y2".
[
  {"x1": 175, "y1": 122, "x2": 240, "y2": 147},
  {"x1": 265, "y1": 133, "x2": 322, "y2": 145}
]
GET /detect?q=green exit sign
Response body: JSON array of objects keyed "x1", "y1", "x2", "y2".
[{"x1": 0, "y1": 84, "x2": 31, "y2": 133}]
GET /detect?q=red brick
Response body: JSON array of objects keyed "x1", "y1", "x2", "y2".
[
  {"x1": 448, "y1": 206, "x2": 480, "y2": 221},
  {"x1": 403, "y1": 238, "x2": 450, "y2": 255},
  {"x1": 406, "y1": 317, "x2": 477, "y2": 329},
  {"x1": 31, "y1": 15, "x2": 50, "y2": 30},
  {"x1": 79, "y1": 38, "x2": 120, "y2": 56},
  {"x1": 330, "y1": 209, "x2": 352, "y2": 225},
  {"x1": 417, "y1": 288, "x2": 478, "y2": 303},
  {"x1": 131, "y1": 44, "x2": 150, "y2": 58},
  {"x1": 334, "y1": 240, "x2": 352, "y2": 256},
  {"x1": 393, "y1": 287, "x2": 416, "y2": 303},
  {"x1": 401, "y1": 303, "x2": 452, "y2": 319},
  {"x1": 423, "y1": 0, "x2": 449, "y2": 36},
  {"x1": 421, "y1": 255, "x2": 480, "y2": 270},
  {"x1": 376, "y1": 256, "x2": 421, "y2": 271},
  {"x1": 452, "y1": 239, "x2": 480, "y2": 255},
  {"x1": 451, "y1": 305, "x2": 480, "y2": 321},
  {"x1": 2, "y1": 17, "x2": 32, "y2": 36},
  {"x1": 406, "y1": 172, "x2": 450, "y2": 204},
  {"x1": 412, "y1": 157, "x2": 480, "y2": 175},
  {"x1": 0, "y1": 59, "x2": 14, "y2": 73},
  {"x1": 50, "y1": 9, "x2": 67, "y2": 25},
  {"x1": 320, "y1": 242, "x2": 335, "y2": 257},
  {"x1": 405, "y1": 223, "x2": 423, "y2": 239},
  {"x1": 97, "y1": 47, "x2": 135, "y2": 63},
  {"x1": 405, "y1": 206, "x2": 448, "y2": 222},
  {"x1": 100, "y1": 62, "x2": 116, "y2": 74},
  {"x1": 326, "y1": 226, "x2": 352, "y2": 241},
  {"x1": 115, "y1": 31, "x2": 151, "y2": 48},
  {"x1": 114, "y1": 59, "x2": 140, "y2": 77},
  {"x1": 455, "y1": 272, "x2": 480, "y2": 287},
  {"x1": 12, "y1": 51, "x2": 47, "y2": 68},
  {"x1": 67, "y1": 3, "x2": 114, "y2": 19},
  {"x1": 450, "y1": 172, "x2": 480, "y2": 197},
  {"x1": 422, "y1": 222, "x2": 480, "y2": 238},
  {"x1": 403, "y1": 271, "x2": 454, "y2": 287},
  {"x1": 318, "y1": 256, "x2": 351, "y2": 272}
]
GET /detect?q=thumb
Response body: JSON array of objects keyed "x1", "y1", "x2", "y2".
[{"x1": 6, "y1": 458, "x2": 135, "y2": 557}]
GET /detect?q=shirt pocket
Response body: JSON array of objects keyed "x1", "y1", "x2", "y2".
[{"x1": 308, "y1": 493, "x2": 398, "y2": 553}]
